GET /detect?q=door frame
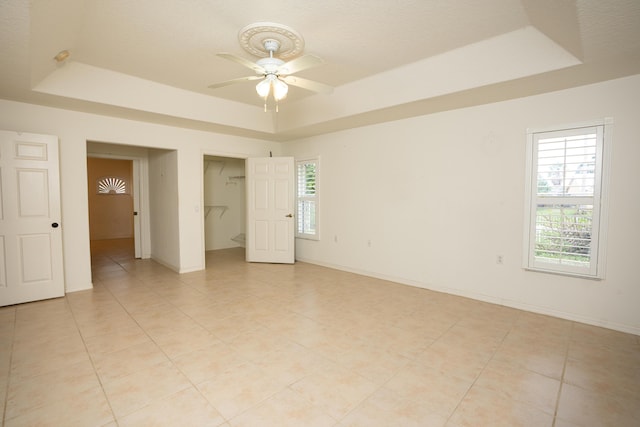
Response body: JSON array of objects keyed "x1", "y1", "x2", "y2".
[{"x1": 86, "y1": 153, "x2": 150, "y2": 258}]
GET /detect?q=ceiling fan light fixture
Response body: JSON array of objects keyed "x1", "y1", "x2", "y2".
[
  {"x1": 273, "y1": 78, "x2": 288, "y2": 101},
  {"x1": 255, "y1": 74, "x2": 288, "y2": 102},
  {"x1": 255, "y1": 78, "x2": 271, "y2": 98}
]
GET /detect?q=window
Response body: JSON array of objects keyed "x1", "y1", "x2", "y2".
[
  {"x1": 523, "y1": 120, "x2": 610, "y2": 278},
  {"x1": 296, "y1": 158, "x2": 319, "y2": 239},
  {"x1": 97, "y1": 176, "x2": 128, "y2": 194}
]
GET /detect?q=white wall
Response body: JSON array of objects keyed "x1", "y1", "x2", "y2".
[
  {"x1": 285, "y1": 74, "x2": 640, "y2": 335},
  {"x1": 148, "y1": 149, "x2": 180, "y2": 270},
  {"x1": 0, "y1": 99, "x2": 280, "y2": 290}
]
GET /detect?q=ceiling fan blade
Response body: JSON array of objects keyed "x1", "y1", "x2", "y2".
[
  {"x1": 281, "y1": 75, "x2": 333, "y2": 94},
  {"x1": 217, "y1": 53, "x2": 265, "y2": 73},
  {"x1": 208, "y1": 75, "x2": 263, "y2": 89},
  {"x1": 278, "y1": 54, "x2": 324, "y2": 75}
]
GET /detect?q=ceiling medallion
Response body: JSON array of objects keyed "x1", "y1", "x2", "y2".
[{"x1": 238, "y1": 22, "x2": 304, "y2": 59}]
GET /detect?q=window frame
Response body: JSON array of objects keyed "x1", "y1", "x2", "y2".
[
  {"x1": 295, "y1": 157, "x2": 320, "y2": 240},
  {"x1": 522, "y1": 119, "x2": 612, "y2": 279}
]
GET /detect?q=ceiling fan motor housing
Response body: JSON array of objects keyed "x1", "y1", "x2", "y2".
[{"x1": 256, "y1": 57, "x2": 285, "y2": 74}]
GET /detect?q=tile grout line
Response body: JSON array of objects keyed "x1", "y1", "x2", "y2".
[
  {"x1": 551, "y1": 321, "x2": 573, "y2": 427},
  {"x1": 76, "y1": 258, "x2": 191, "y2": 423},
  {"x1": 93, "y1": 281, "x2": 191, "y2": 423},
  {"x1": 345, "y1": 309, "x2": 475, "y2": 424},
  {"x1": 6, "y1": 300, "x2": 107, "y2": 425},
  {"x1": 66, "y1": 288, "x2": 120, "y2": 426},
  {"x1": 2, "y1": 307, "x2": 17, "y2": 427},
  {"x1": 94, "y1": 261, "x2": 235, "y2": 425},
  {"x1": 443, "y1": 314, "x2": 516, "y2": 425}
]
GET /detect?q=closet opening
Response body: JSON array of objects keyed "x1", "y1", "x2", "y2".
[{"x1": 203, "y1": 156, "x2": 246, "y2": 266}]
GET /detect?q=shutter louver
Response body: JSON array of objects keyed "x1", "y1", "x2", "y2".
[
  {"x1": 527, "y1": 125, "x2": 605, "y2": 277},
  {"x1": 296, "y1": 160, "x2": 318, "y2": 237}
]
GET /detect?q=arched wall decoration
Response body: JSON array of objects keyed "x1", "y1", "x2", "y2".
[{"x1": 97, "y1": 176, "x2": 128, "y2": 194}]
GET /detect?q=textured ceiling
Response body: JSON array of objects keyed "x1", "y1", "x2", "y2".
[{"x1": 1, "y1": 0, "x2": 639, "y2": 141}]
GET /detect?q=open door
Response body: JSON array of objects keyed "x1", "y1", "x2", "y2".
[
  {"x1": 246, "y1": 157, "x2": 295, "y2": 263},
  {"x1": 132, "y1": 159, "x2": 142, "y2": 258},
  {"x1": 0, "y1": 131, "x2": 65, "y2": 306}
]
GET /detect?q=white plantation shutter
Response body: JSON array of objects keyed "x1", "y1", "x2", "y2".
[
  {"x1": 524, "y1": 121, "x2": 610, "y2": 278},
  {"x1": 296, "y1": 159, "x2": 318, "y2": 239}
]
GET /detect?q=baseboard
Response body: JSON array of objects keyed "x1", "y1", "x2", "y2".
[
  {"x1": 178, "y1": 265, "x2": 205, "y2": 274},
  {"x1": 149, "y1": 255, "x2": 180, "y2": 273},
  {"x1": 150, "y1": 257, "x2": 204, "y2": 274},
  {"x1": 295, "y1": 257, "x2": 640, "y2": 337}
]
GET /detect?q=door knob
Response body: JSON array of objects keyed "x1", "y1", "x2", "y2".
[
  {"x1": 51, "y1": 222, "x2": 59, "y2": 228},
  {"x1": 285, "y1": 214, "x2": 293, "y2": 218}
]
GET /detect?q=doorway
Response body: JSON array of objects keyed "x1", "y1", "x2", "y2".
[
  {"x1": 87, "y1": 157, "x2": 136, "y2": 258},
  {"x1": 203, "y1": 156, "x2": 246, "y2": 264}
]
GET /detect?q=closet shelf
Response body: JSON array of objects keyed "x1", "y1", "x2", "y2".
[
  {"x1": 204, "y1": 160, "x2": 225, "y2": 175},
  {"x1": 204, "y1": 205, "x2": 228, "y2": 219},
  {"x1": 225, "y1": 175, "x2": 245, "y2": 185},
  {"x1": 231, "y1": 233, "x2": 246, "y2": 247}
]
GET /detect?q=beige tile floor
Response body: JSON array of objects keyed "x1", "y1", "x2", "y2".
[{"x1": 1, "y1": 238, "x2": 639, "y2": 426}]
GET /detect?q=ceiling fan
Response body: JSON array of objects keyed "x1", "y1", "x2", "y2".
[{"x1": 209, "y1": 23, "x2": 333, "y2": 111}]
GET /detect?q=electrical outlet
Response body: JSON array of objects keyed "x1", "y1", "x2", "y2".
[
  {"x1": 496, "y1": 255, "x2": 504, "y2": 264},
  {"x1": 367, "y1": 240, "x2": 372, "y2": 247},
  {"x1": 334, "y1": 235, "x2": 338, "y2": 243}
]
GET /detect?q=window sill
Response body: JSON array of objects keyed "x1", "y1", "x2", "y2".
[
  {"x1": 523, "y1": 267, "x2": 603, "y2": 281},
  {"x1": 296, "y1": 235, "x2": 319, "y2": 242}
]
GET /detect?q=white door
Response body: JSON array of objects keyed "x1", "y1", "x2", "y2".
[
  {"x1": 132, "y1": 159, "x2": 142, "y2": 258},
  {"x1": 0, "y1": 131, "x2": 65, "y2": 306},
  {"x1": 246, "y1": 157, "x2": 295, "y2": 263}
]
